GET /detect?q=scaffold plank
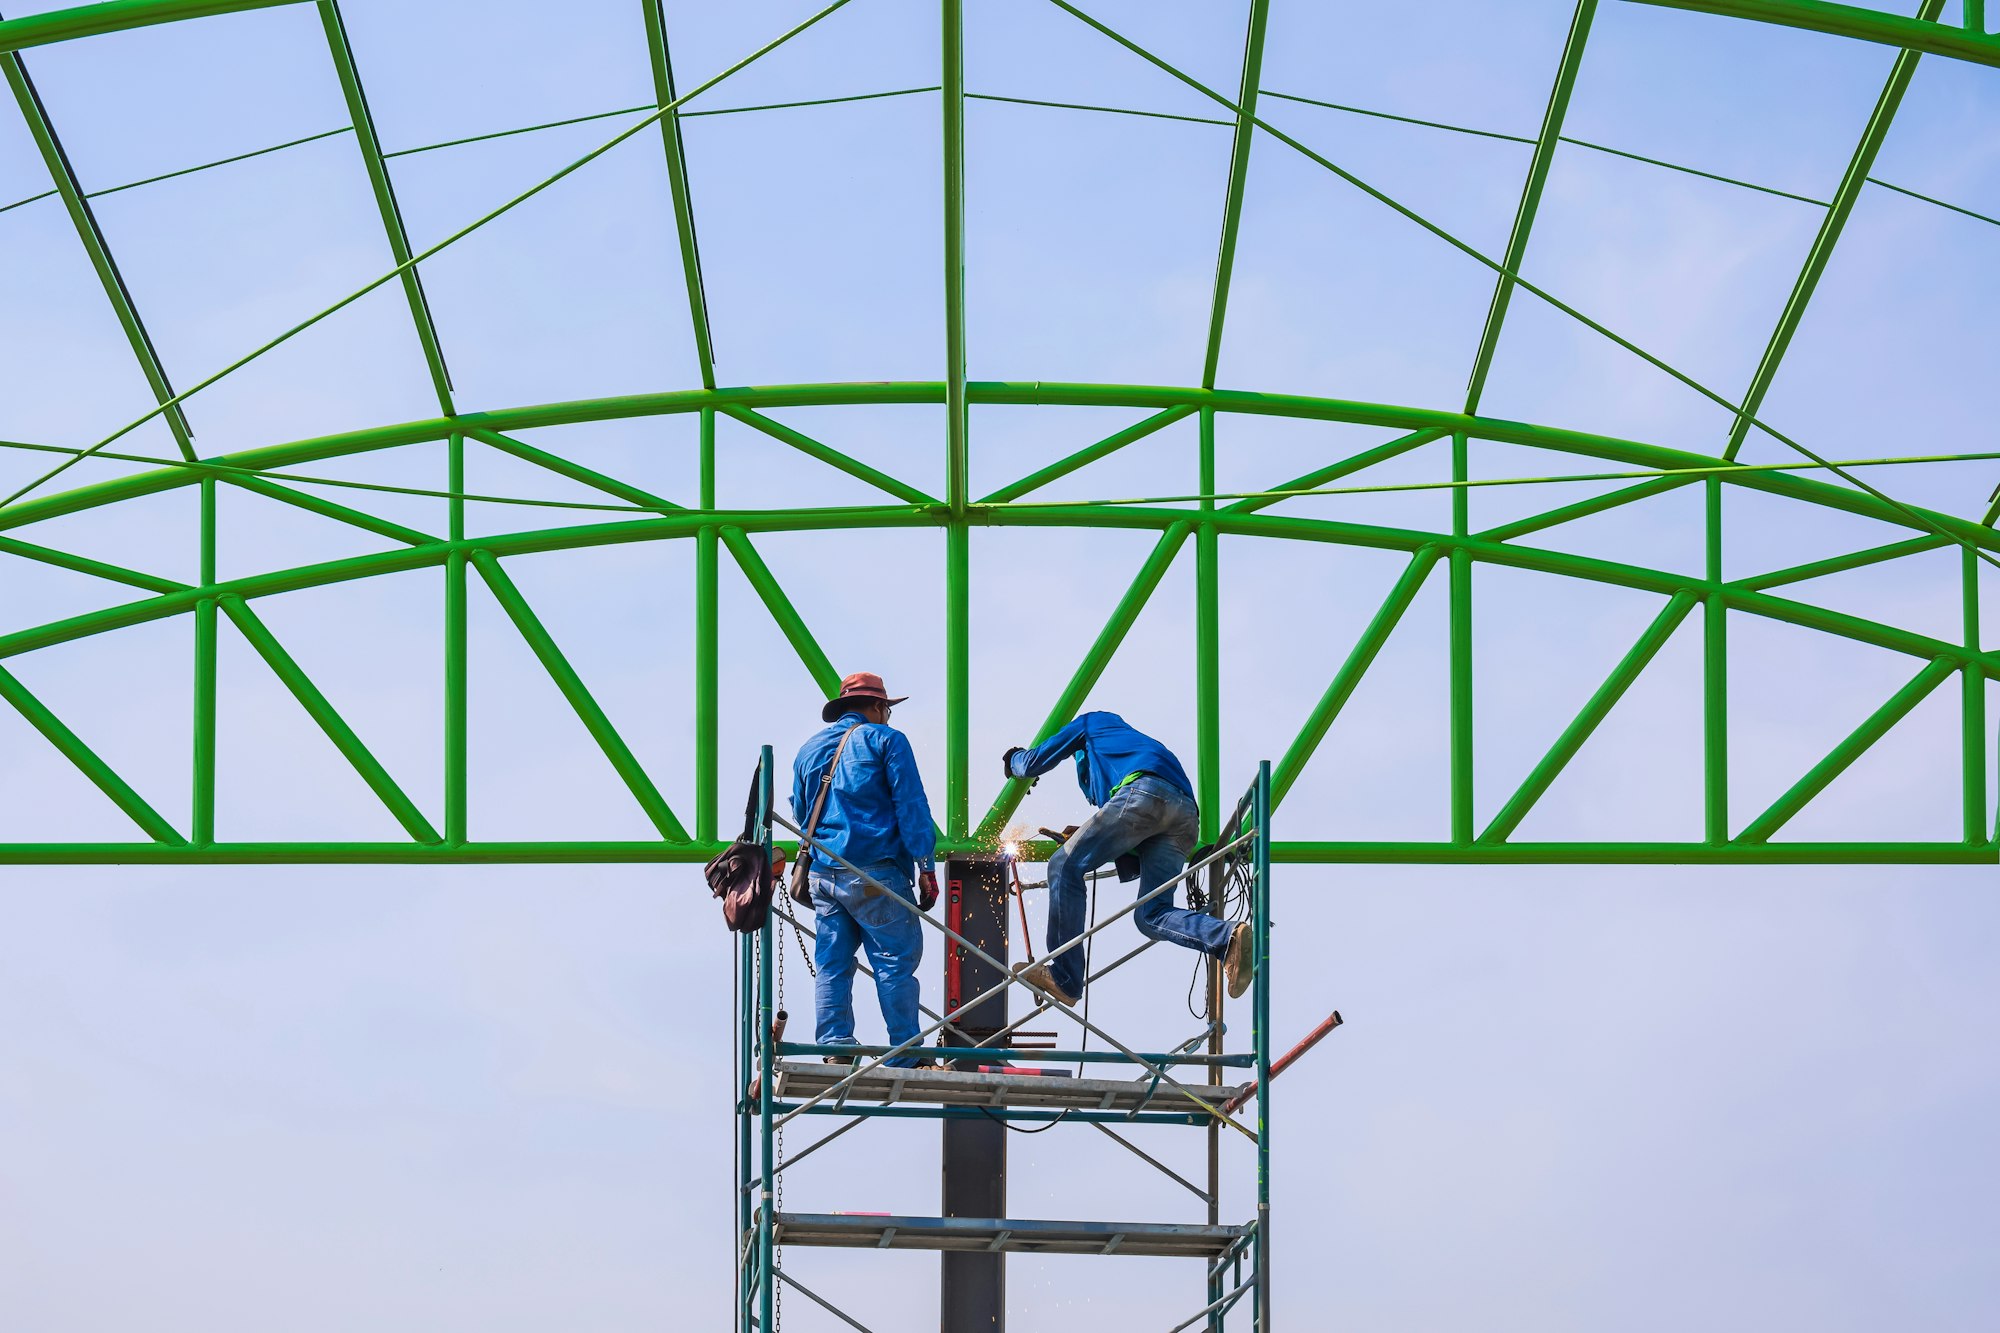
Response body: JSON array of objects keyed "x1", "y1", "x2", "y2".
[
  {"x1": 768, "y1": 1060, "x2": 1247, "y2": 1116},
  {"x1": 773, "y1": 1212, "x2": 1248, "y2": 1259}
]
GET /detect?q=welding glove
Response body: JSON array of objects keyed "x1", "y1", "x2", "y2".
[
  {"x1": 1002, "y1": 746, "x2": 1036, "y2": 786},
  {"x1": 918, "y1": 869, "x2": 939, "y2": 913}
]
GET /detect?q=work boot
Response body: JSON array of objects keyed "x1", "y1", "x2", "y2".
[
  {"x1": 1012, "y1": 959, "x2": 1080, "y2": 1009},
  {"x1": 1224, "y1": 923, "x2": 1255, "y2": 999}
]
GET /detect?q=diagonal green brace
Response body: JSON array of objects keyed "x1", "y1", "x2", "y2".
[
  {"x1": 318, "y1": 0, "x2": 456, "y2": 416},
  {"x1": 1477, "y1": 475, "x2": 1695, "y2": 543},
  {"x1": 4, "y1": 47, "x2": 196, "y2": 458},
  {"x1": 0, "y1": 659, "x2": 186, "y2": 843},
  {"x1": 1480, "y1": 590, "x2": 1697, "y2": 842},
  {"x1": 223, "y1": 472, "x2": 439, "y2": 546},
  {"x1": 1273, "y1": 546, "x2": 1441, "y2": 809},
  {"x1": 220, "y1": 594, "x2": 441, "y2": 843},
  {"x1": 1198, "y1": 0, "x2": 1270, "y2": 389},
  {"x1": 464, "y1": 426, "x2": 682, "y2": 511},
  {"x1": 720, "y1": 405, "x2": 938, "y2": 506},
  {"x1": 1463, "y1": 0, "x2": 1597, "y2": 415},
  {"x1": 1733, "y1": 533, "x2": 1948, "y2": 591},
  {"x1": 1722, "y1": 0, "x2": 1944, "y2": 461},
  {"x1": 720, "y1": 526, "x2": 841, "y2": 698},
  {"x1": 980, "y1": 405, "x2": 1196, "y2": 504},
  {"x1": 642, "y1": 0, "x2": 717, "y2": 388},
  {"x1": 0, "y1": 534, "x2": 188, "y2": 593},
  {"x1": 471, "y1": 549, "x2": 689, "y2": 841},
  {"x1": 1224, "y1": 426, "x2": 1445, "y2": 517},
  {"x1": 976, "y1": 521, "x2": 1191, "y2": 840},
  {"x1": 1737, "y1": 654, "x2": 1957, "y2": 842}
]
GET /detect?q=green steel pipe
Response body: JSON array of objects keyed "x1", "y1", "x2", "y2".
[
  {"x1": 1198, "y1": 411, "x2": 1221, "y2": 841},
  {"x1": 1733, "y1": 534, "x2": 1948, "y2": 591},
  {"x1": 976, "y1": 521, "x2": 1192, "y2": 840},
  {"x1": 942, "y1": 0, "x2": 967, "y2": 516},
  {"x1": 1705, "y1": 478, "x2": 1728, "y2": 843},
  {"x1": 0, "y1": 0, "x2": 304, "y2": 53},
  {"x1": 0, "y1": 661, "x2": 185, "y2": 843},
  {"x1": 193, "y1": 478, "x2": 216, "y2": 844},
  {"x1": 978, "y1": 404, "x2": 1195, "y2": 504},
  {"x1": 1273, "y1": 547, "x2": 1441, "y2": 809},
  {"x1": 1629, "y1": 0, "x2": 2000, "y2": 67},
  {"x1": 0, "y1": 534, "x2": 186, "y2": 593},
  {"x1": 220, "y1": 596, "x2": 441, "y2": 843},
  {"x1": 317, "y1": 0, "x2": 455, "y2": 417},
  {"x1": 1450, "y1": 434, "x2": 1473, "y2": 843},
  {"x1": 1737, "y1": 656, "x2": 1957, "y2": 842},
  {"x1": 1463, "y1": 0, "x2": 1596, "y2": 415},
  {"x1": 720, "y1": 527, "x2": 841, "y2": 697},
  {"x1": 1475, "y1": 475, "x2": 1696, "y2": 543},
  {"x1": 0, "y1": 839, "x2": 1990, "y2": 866},
  {"x1": 1198, "y1": 0, "x2": 1271, "y2": 389},
  {"x1": 223, "y1": 472, "x2": 438, "y2": 546},
  {"x1": 947, "y1": 521, "x2": 969, "y2": 838},
  {"x1": 642, "y1": 0, "x2": 717, "y2": 389},
  {"x1": 1721, "y1": 0, "x2": 1943, "y2": 461},
  {"x1": 717, "y1": 405, "x2": 935, "y2": 506},
  {"x1": 470, "y1": 549, "x2": 690, "y2": 841},
  {"x1": 1963, "y1": 545, "x2": 1985, "y2": 844},
  {"x1": 1223, "y1": 427, "x2": 1444, "y2": 517},
  {"x1": 463, "y1": 425, "x2": 681, "y2": 511},
  {"x1": 1480, "y1": 591, "x2": 1698, "y2": 842},
  {"x1": 445, "y1": 433, "x2": 466, "y2": 845},
  {"x1": 4, "y1": 49, "x2": 195, "y2": 458},
  {"x1": 697, "y1": 410, "x2": 718, "y2": 842}
]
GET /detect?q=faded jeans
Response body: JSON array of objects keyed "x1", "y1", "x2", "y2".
[
  {"x1": 811, "y1": 862, "x2": 926, "y2": 1067},
  {"x1": 1044, "y1": 776, "x2": 1233, "y2": 999}
]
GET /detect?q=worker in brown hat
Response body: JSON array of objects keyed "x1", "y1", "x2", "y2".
[{"x1": 791, "y1": 672, "x2": 938, "y2": 1067}]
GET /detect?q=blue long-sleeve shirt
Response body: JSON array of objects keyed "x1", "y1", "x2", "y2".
[
  {"x1": 1007, "y1": 711, "x2": 1194, "y2": 808},
  {"x1": 792, "y1": 713, "x2": 937, "y2": 879}
]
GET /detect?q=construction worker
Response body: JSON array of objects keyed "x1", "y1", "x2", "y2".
[
  {"x1": 1002, "y1": 711, "x2": 1251, "y2": 1007},
  {"x1": 793, "y1": 672, "x2": 939, "y2": 1067}
]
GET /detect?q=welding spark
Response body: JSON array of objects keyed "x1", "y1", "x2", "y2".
[{"x1": 1002, "y1": 840, "x2": 1020, "y2": 859}]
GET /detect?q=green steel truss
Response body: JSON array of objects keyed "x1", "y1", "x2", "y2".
[{"x1": 1, "y1": 0, "x2": 1997, "y2": 868}]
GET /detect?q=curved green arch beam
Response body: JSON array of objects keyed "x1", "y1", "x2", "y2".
[{"x1": 0, "y1": 384, "x2": 1993, "y2": 866}]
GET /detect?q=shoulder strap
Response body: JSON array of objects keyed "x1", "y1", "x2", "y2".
[{"x1": 792, "y1": 723, "x2": 861, "y2": 884}]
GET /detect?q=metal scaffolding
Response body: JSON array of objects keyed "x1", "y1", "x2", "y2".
[{"x1": 736, "y1": 746, "x2": 1277, "y2": 1330}]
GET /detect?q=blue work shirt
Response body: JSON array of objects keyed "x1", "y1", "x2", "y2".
[
  {"x1": 1007, "y1": 711, "x2": 1194, "y2": 808},
  {"x1": 792, "y1": 713, "x2": 937, "y2": 879}
]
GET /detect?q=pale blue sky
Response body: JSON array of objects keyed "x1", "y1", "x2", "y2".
[{"x1": 2, "y1": 1, "x2": 1999, "y2": 1329}]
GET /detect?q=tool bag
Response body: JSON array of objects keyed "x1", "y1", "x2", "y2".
[
  {"x1": 707, "y1": 769, "x2": 777, "y2": 933},
  {"x1": 788, "y1": 723, "x2": 861, "y2": 908}
]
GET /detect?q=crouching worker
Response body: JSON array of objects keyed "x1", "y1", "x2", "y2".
[
  {"x1": 793, "y1": 672, "x2": 940, "y2": 1068},
  {"x1": 1002, "y1": 711, "x2": 1252, "y2": 1008}
]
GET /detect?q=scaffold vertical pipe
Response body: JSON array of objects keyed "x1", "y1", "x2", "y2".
[
  {"x1": 735, "y1": 897, "x2": 753, "y2": 1333},
  {"x1": 1253, "y1": 758, "x2": 1273, "y2": 1329},
  {"x1": 755, "y1": 746, "x2": 776, "y2": 1333}
]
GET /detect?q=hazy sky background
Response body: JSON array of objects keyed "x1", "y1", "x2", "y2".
[{"x1": 2, "y1": 1, "x2": 1999, "y2": 1328}]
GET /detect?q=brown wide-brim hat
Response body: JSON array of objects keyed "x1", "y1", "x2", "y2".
[{"x1": 823, "y1": 671, "x2": 909, "y2": 723}]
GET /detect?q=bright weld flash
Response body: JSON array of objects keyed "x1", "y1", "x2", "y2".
[{"x1": 1002, "y1": 840, "x2": 1020, "y2": 859}]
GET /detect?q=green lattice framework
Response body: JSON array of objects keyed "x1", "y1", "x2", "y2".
[{"x1": 2, "y1": 0, "x2": 1998, "y2": 866}]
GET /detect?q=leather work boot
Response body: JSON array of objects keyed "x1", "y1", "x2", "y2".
[
  {"x1": 1224, "y1": 922, "x2": 1255, "y2": 999},
  {"x1": 1012, "y1": 959, "x2": 1080, "y2": 1009}
]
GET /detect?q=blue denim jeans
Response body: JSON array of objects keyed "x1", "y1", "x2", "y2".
[
  {"x1": 1044, "y1": 776, "x2": 1233, "y2": 999},
  {"x1": 811, "y1": 863, "x2": 926, "y2": 1067}
]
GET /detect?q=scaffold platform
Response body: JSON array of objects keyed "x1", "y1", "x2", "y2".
[
  {"x1": 770, "y1": 1211, "x2": 1252, "y2": 1259},
  {"x1": 767, "y1": 1058, "x2": 1253, "y2": 1119}
]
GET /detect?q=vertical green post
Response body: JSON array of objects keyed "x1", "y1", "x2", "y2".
[
  {"x1": 1449, "y1": 434, "x2": 1473, "y2": 844},
  {"x1": 1705, "y1": 477, "x2": 1729, "y2": 844},
  {"x1": 943, "y1": 0, "x2": 970, "y2": 840},
  {"x1": 192, "y1": 477, "x2": 217, "y2": 845},
  {"x1": 1252, "y1": 759, "x2": 1272, "y2": 1331},
  {"x1": 1198, "y1": 410, "x2": 1221, "y2": 842},
  {"x1": 1962, "y1": 545, "x2": 1986, "y2": 844},
  {"x1": 698, "y1": 408, "x2": 719, "y2": 842},
  {"x1": 754, "y1": 746, "x2": 776, "y2": 1333},
  {"x1": 1970, "y1": 0, "x2": 1987, "y2": 35},
  {"x1": 444, "y1": 432, "x2": 467, "y2": 845}
]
